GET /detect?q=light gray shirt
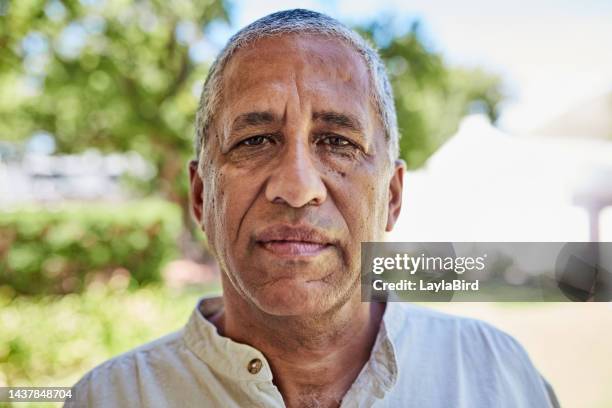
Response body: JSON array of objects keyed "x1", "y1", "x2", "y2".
[{"x1": 66, "y1": 297, "x2": 559, "y2": 407}]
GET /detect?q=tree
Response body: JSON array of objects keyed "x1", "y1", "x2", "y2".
[
  {"x1": 0, "y1": 0, "x2": 229, "y2": 216},
  {"x1": 1, "y1": 3, "x2": 503, "y2": 255},
  {"x1": 359, "y1": 21, "x2": 504, "y2": 169}
]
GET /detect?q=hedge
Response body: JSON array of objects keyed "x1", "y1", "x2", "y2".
[
  {"x1": 0, "y1": 285, "x2": 221, "y2": 398},
  {"x1": 0, "y1": 200, "x2": 182, "y2": 295}
]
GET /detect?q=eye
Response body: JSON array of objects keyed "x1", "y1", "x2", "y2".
[
  {"x1": 320, "y1": 134, "x2": 352, "y2": 147},
  {"x1": 240, "y1": 135, "x2": 273, "y2": 147}
]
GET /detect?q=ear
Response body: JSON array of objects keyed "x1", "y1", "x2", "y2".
[
  {"x1": 189, "y1": 160, "x2": 204, "y2": 225},
  {"x1": 386, "y1": 159, "x2": 405, "y2": 232}
]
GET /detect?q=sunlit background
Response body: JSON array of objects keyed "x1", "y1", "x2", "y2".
[{"x1": 1, "y1": 0, "x2": 611, "y2": 407}]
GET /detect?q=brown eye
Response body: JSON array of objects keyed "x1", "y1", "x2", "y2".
[
  {"x1": 321, "y1": 135, "x2": 351, "y2": 147},
  {"x1": 241, "y1": 135, "x2": 272, "y2": 146}
]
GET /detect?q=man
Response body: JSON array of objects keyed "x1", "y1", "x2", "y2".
[{"x1": 67, "y1": 9, "x2": 559, "y2": 408}]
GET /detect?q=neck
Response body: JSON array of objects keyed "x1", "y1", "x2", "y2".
[{"x1": 211, "y1": 276, "x2": 385, "y2": 408}]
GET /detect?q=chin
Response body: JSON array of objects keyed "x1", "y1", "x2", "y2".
[{"x1": 250, "y1": 278, "x2": 344, "y2": 317}]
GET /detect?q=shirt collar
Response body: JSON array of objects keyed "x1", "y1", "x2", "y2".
[
  {"x1": 366, "y1": 302, "x2": 400, "y2": 394},
  {"x1": 182, "y1": 296, "x2": 400, "y2": 391},
  {"x1": 183, "y1": 296, "x2": 274, "y2": 382}
]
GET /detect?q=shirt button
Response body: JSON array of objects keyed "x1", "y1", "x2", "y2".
[{"x1": 247, "y1": 358, "x2": 263, "y2": 374}]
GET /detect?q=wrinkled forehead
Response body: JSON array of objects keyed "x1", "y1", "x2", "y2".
[{"x1": 216, "y1": 33, "x2": 375, "y2": 131}]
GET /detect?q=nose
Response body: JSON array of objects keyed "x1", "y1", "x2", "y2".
[{"x1": 265, "y1": 142, "x2": 327, "y2": 208}]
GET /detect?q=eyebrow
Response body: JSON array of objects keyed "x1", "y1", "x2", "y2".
[
  {"x1": 312, "y1": 111, "x2": 364, "y2": 134},
  {"x1": 231, "y1": 111, "x2": 280, "y2": 133},
  {"x1": 230, "y1": 110, "x2": 365, "y2": 134}
]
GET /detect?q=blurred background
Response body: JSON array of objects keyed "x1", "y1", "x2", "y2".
[{"x1": 0, "y1": 0, "x2": 611, "y2": 407}]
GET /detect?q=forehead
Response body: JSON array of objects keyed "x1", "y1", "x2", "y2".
[{"x1": 218, "y1": 34, "x2": 373, "y2": 126}]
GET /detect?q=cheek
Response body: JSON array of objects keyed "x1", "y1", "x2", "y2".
[
  {"x1": 203, "y1": 164, "x2": 262, "y2": 256},
  {"x1": 351, "y1": 185, "x2": 386, "y2": 239},
  {"x1": 328, "y1": 163, "x2": 389, "y2": 242},
  {"x1": 201, "y1": 169, "x2": 223, "y2": 256}
]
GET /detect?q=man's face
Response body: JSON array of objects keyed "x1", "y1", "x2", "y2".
[{"x1": 191, "y1": 34, "x2": 403, "y2": 316}]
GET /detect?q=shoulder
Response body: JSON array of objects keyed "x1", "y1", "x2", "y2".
[
  {"x1": 386, "y1": 303, "x2": 540, "y2": 376},
  {"x1": 386, "y1": 303, "x2": 558, "y2": 406},
  {"x1": 388, "y1": 302, "x2": 527, "y2": 352},
  {"x1": 79, "y1": 329, "x2": 185, "y2": 381},
  {"x1": 66, "y1": 330, "x2": 185, "y2": 407}
]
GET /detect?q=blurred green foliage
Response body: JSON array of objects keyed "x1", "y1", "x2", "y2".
[
  {"x1": 0, "y1": 0, "x2": 229, "y2": 209},
  {"x1": 0, "y1": 200, "x2": 182, "y2": 294},
  {"x1": 0, "y1": 285, "x2": 218, "y2": 395},
  {"x1": 0, "y1": 1, "x2": 503, "y2": 212},
  {"x1": 360, "y1": 21, "x2": 504, "y2": 168}
]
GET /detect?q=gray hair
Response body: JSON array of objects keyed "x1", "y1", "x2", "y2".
[{"x1": 194, "y1": 9, "x2": 399, "y2": 166}]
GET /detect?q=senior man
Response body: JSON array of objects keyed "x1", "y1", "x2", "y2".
[{"x1": 68, "y1": 9, "x2": 559, "y2": 408}]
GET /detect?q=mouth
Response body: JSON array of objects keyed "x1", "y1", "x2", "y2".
[
  {"x1": 254, "y1": 225, "x2": 335, "y2": 258},
  {"x1": 259, "y1": 240, "x2": 332, "y2": 256}
]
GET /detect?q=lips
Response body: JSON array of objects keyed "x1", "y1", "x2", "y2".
[
  {"x1": 261, "y1": 241, "x2": 329, "y2": 256},
  {"x1": 254, "y1": 225, "x2": 334, "y2": 257}
]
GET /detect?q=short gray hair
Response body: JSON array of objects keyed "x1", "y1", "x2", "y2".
[{"x1": 195, "y1": 9, "x2": 399, "y2": 165}]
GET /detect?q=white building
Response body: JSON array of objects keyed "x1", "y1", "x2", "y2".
[
  {"x1": 387, "y1": 114, "x2": 612, "y2": 242},
  {"x1": 0, "y1": 144, "x2": 155, "y2": 207}
]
